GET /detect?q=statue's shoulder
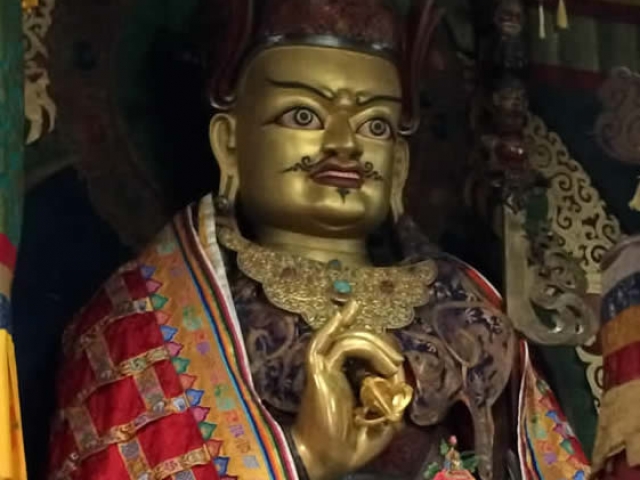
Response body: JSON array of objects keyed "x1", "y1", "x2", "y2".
[
  {"x1": 396, "y1": 217, "x2": 502, "y2": 308},
  {"x1": 62, "y1": 220, "x2": 185, "y2": 351},
  {"x1": 49, "y1": 216, "x2": 218, "y2": 478},
  {"x1": 424, "y1": 253, "x2": 503, "y2": 309}
]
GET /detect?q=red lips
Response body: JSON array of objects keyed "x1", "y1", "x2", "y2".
[{"x1": 309, "y1": 158, "x2": 365, "y2": 189}]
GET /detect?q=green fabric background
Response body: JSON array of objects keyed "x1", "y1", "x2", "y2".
[{"x1": 0, "y1": 0, "x2": 24, "y2": 248}]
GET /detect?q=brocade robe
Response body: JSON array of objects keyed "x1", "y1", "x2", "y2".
[{"x1": 47, "y1": 203, "x2": 590, "y2": 480}]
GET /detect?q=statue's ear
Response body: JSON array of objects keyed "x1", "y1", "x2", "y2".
[
  {"x1": 391, "y1": 137, "x2": 410, "y2": 222},
  {"x1": 209, "y1": 113, "x2": 239, "y2": 201}
]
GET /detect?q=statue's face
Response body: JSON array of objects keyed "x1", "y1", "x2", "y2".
[
  {"x1": 494, "y1": 86, "x2": 527, "y2": 113},
  {"x1": 494, "y1": 0, "x2": 523, "y2": 37},
  {"x1": 211, "y1": 45, "x2": 406, "y2": 239}
]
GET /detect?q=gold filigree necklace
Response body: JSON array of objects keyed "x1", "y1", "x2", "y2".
[{"x1": 217, "y1": 225, "x2": 438, "y2": 332}]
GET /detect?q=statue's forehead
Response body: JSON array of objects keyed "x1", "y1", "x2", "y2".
[{"x1": 240, "y1": 46, "x2": 402, "y2": 96}]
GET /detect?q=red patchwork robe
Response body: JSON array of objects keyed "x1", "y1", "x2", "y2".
[{"x1": 48, "y1": 211, "x2": 299, "y2": 480}]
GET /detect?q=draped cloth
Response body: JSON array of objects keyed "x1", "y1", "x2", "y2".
[
  {"x1": 0, "y1": 0, "x2": 27, "y2": 478},
  {"x1": 518, "y1": 343, "x2": 591, "y2": 480},
  {"x1": 48, "y1": 208, "x2": 298, "y2": 479},
  {"x1": 593, "y1": 236, "x2": 640, "y2": 480},
  {"x1": 464, "y1": 265, "x2": 590, "y2": 480},
  {"x1": 48, "y1": 198, "x2": 589, "y2": 479}
]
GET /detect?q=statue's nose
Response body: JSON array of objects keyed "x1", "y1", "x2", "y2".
[{"x1": 321, "y1": 113, "x2": 363, "y2": 161}]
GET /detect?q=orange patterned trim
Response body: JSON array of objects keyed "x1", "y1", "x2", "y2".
[
  {"x1": 52, "y1": 440, "x2": 210, "y2": 480},
  {"x1": 154, "y1": 446, "x2": 211, "y2": 478},
  {"x1": 57, "y1": 394, "x2": 190, "y2": 474},
  {"x1": 64, "y1": 298, "x2": 153, "y2": 356},
  {"x1": 72, "y1": 346, "x2": 169, "y2": 407},
  {"x1": 65, "y1": 405, "x2": 98, "y2": 455},
  {"x1": 171, "y1": 470, "x2": 196, "y2": 480},
  {"x1": 104, "y1": 275, "x2": 133, "y2": 308},
  {"x1": 84, "y1": 333, "x2": 116, "y2": 383},
  {"x1": 118, "y1": 347, "x2": 169, "y2": 377},
  {"x1": 134, "y1": 365, "x2": 166, "y2": 411},
  {"x1": 601, "y1": 305, "x2": 640, "y2": 355},
  {"x1": 118, "y1": 439, "x2": 151, "y2": 479}
]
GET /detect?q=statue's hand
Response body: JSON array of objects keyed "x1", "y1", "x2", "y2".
[{"x1": 291, "y1": 301, "x2": 411, "y2": 480}]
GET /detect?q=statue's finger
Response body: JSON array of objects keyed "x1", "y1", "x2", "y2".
[
  {"x1": 352, "y1": 421, "x2": 402, "y2": 469},
  {"x1": 324, "y1": 330, "x2": 403, "y2": 377},
  {"x1": 307, "y1": 300, "x2": 360, "y2": 361}
]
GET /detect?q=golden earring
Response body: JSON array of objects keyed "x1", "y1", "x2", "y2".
[
  {"x1": 215, "y1": 174, "x2": 237, "y2": 216},
  {"x1": 390, "y1": 189, "x2": 405, "y2": 222},
  {"x1": 214, "y1": 173, "x2": 242, "y2": 232},
  {"x1": 214, "y1": 194, "x2": 232, "y2": 215},
  {"x1": 391, "y1": 146, "x2": 410, "y2": 222}
]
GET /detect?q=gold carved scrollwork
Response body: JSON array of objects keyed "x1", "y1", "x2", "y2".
[
  {"x1": 504, "y1": 115, "x2": 621, "y2": 347},
  {"x1": 526, "y1": 114, "x2": 621, "y2": 294},
  {"x1": 522, "y1": 114, "x2": 621, "y2": 401},
  {"x1": 503, "y1": 207, "x2": 598, "y2": 345},
  {"x1": 576, "y1": 337, "x2": 603, "y2": 410},
  {"x1": 23, "y1": 0, "x2": 56, "y2": 145}
]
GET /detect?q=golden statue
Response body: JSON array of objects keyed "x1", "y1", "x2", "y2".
[{"x1": 46, "y1": 1, "x2": 591, "y2": 479}]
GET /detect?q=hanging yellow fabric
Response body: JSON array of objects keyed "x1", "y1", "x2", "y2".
[
  {"x1": 0, "y1": 330, "x2": 26, "y2": 480},
  {"x1": 556, "y1": 0, "x2": 569, "y2": 29}
]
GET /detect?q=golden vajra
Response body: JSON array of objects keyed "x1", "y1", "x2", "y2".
[{"x1": 355, "y1": 376, "x2": 414, "y2": 427}]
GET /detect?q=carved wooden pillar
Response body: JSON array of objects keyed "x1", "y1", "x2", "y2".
[
  {"x1": 475, "y1": 0, "x2": 529, "y2": 191},
  {"x1": 471, "y1": 0, "x2": 598, "y2": 345}
]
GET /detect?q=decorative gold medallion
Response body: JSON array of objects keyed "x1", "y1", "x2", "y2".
[{"x1": 218, "y1": 225, "x2": 438, "y2": 332}]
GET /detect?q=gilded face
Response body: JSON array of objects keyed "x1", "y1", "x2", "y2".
[{"x1": 210, "y1": 45, "x2": 407, "y2": 239}]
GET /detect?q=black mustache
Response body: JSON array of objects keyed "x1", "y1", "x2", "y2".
[{"x1": 281, "y1": 156, "x2": 383, "y2": 181}]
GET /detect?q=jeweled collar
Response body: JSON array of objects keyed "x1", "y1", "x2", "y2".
[{"x1": 216, "y1": 224, "x2": 438, "y2": 332}]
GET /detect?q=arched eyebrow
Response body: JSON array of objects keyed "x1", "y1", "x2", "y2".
[
  {"x1": 268, "y1": 78, "x2": 334, "y2": 101},
  {"x1": 268, "y1": 78, "x2": 401, "y2": 106},
  {"x1": 356, "y1": 94, "x2": 402, "y2": 106}
]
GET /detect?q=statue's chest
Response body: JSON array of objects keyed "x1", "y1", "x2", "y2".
[{"x1": 233, "y1": 272, "x2": 513, "y2": 423}]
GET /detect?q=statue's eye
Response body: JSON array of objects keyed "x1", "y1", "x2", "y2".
[
  {"x1": 276, "y1": 107, "x2": 323, "y2": 130},
  {"x1": 357, "y1": 118, "x2": 393, "y2": 140}
]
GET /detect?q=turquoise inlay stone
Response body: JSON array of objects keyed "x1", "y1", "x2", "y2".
[{"x1": 333, "y1": 279, "x2": 352, "y2": 295}]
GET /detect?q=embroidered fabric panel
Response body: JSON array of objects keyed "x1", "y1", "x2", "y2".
[
  {"x1": 51, "y1": 214, "x2": 300, "y2": 480},
  {"x1": 518, "y1": 344, "x2": 590, "y2": 480},
  {"x1": 601, "y1": 272, "x2": 640, "y2": 324},
  {"x1": 137, "y1": 219, "x2": 297, "y2": 479},
  {"x1": 48, "y1": 264, "x2": 218, "y2": 480},
  {"x1": 594, "y1": 259, "x2": 640, "y2": 474}
]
